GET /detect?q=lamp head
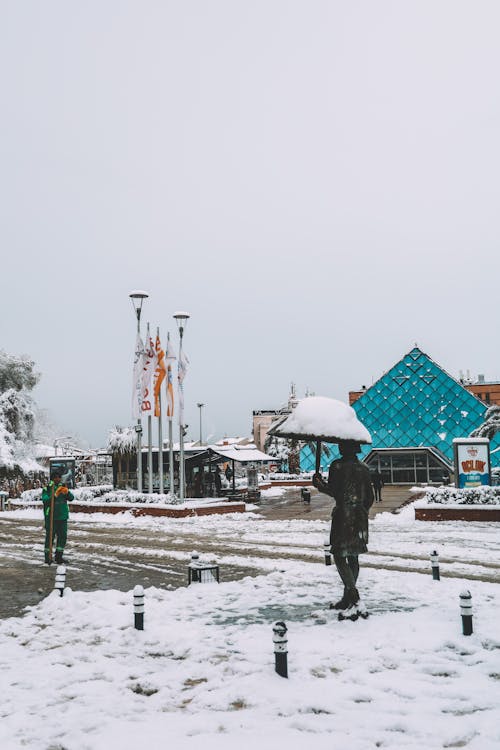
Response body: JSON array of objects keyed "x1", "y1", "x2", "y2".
[
  {"x1": 173, "y1": 311, "x2": 190, "y2": 336},
  {"x1": 129, "y1": 290, "x2": 149, "y2": 321}
]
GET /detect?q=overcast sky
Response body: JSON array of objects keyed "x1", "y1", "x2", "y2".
[{"x1": 1, "y1": 1, "x2": 499, "y2": 447}]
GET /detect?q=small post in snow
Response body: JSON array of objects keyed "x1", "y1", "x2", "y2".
[
  {"x1": 324, "y1": 539, "x2": 332, "y2": 566},
  {"x1": 460, "y1": 590, "x2": 473, "y2": 636},
  {"x1": 273, "y1": 621, "x2": 288, "y2": 678},
  {"x1": 430, "y1": 550, "x2": 440, "y2": 581},
  {"x1": 54, "y1": 565, "x2": 66, "y2": 597},
  {"x1": 301, "y1": 488, "x2": 311, "y2": 503},
  {"x1": 133, "y1": 585, "x2": 145, "y2": 630},
  {"x1": 188, "y1": 551, "x2": 200, "y2": 584}
]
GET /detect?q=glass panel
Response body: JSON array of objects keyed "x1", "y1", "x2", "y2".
[
  {"x1": 429, "y1": 468, "x2": 444, "y2": 482},
  {"x1": 428, "y1": 455, "x2": 444, "y2": 468},
  {"x1": 416, "y1": 468, "x2": 428, "y2": 483},
  {"x1": 415, "y1": 454, "x2": 427, "y2": 467},
  {"x1": 380, "y1": 470, "x2": 391, "y2": 484},
  {"x1": 391, "y1": 453, "x2": 415, "y2": 468},
  {"x1": 392, "y1": 468, "x2": 416, "y2": 483},
  {"x1": 379, "y1": 455, "x2": 391, "y2": 468}
]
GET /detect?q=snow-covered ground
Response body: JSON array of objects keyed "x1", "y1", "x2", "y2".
[{"x1": 0, "y1": 505, "x2": 499, "y2": 749}]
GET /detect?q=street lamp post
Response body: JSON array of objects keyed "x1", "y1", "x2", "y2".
[
  {"x1": 174, "y1": 311, "x2": 190, "y2": 502},
  {"x1": 130, "y1": 290, "x2": 149, "y2": 492},
  {"x1": 197, "y1": 403, "x2": 204, "y2": 446}
]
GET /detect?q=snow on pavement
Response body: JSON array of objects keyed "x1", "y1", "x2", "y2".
[{"x1": 1, "y1": 503, "x2": 499, "y2": 749}]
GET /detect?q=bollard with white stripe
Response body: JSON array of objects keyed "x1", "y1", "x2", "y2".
[
  {"x1": 324, "y1": 539, "x2": 332, "y2": 566},
  {"x1": 54, "y1": 565, "x2": 66, "y2": 597},
  {"x1": 460, "y1": 590, "x2": 473, "y2": 636},
  {"x1": 133, "y1": 585, "x2": 145, "y2": 630},
  {"x1": 273, "y1": 621, "x2": 288, "y2": 678},
  {"x1": 189, "y1": 551, "x2": 200, "y2": 584},
  {"x1": 430, "y1": 550, "x2": 440, "y2": 581}
]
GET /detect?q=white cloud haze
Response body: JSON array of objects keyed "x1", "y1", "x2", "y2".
[{"x1": 1, "y1": 1, "x2": 499, "y2": 446}]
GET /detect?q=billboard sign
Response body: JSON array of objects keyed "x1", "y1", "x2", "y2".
[
  {"x1": 49, "y1": 457, "x2": 76, "y2": 489},
  {"x1": 453, "y1": 439, "x2": 490, "y2": 488}
]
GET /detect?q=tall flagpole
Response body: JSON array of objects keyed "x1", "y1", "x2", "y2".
[
  {"x1": 148, "y1": 415, "x2": 153, "y2": 493},
  {"x1": 129, "y1": 291, "x2": 148, "y2": 493},
  {"x1": 168, "y1": 416, "x2": 174, "y2": 499},
  {"x1": 145, "y1": 324, "x2": 153, "y2": 494},
  {"x1": 165, "y1": 331, "x2": 176, "y2": 501},
  {"x1": 157, "y1": 329, "x2": 164, "y2": 494},
  {"x1": 179, "y1": 330, "x2": 185, "y2": 502},
  {"x1": 174, "y1": 312, "x2": 190, "y2": 504}
]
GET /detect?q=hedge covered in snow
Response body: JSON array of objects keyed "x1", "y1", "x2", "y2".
[
  {"x1": 20, "y1": 485, "x2": 182, "y2": 506},
  {"x1": 424, "y1": 485, "x2": 500, "y2": 506}
]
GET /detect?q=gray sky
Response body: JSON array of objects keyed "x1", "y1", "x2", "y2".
[{"x1": 1, "y1": 1, "x2": 499, "y2": 447}]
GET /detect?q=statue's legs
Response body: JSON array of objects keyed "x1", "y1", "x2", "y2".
[{"x1": 332, "y1": 552, "x2": 360, "y2": 607}]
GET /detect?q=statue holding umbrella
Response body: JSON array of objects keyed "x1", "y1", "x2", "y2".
[{"x1": 268, "y1": 396, "x2": 374, "y2": 620}]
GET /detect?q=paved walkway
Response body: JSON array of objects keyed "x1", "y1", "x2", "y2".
[{"x1": 369, "y1": 484, "x2": 417, "y2": 517}]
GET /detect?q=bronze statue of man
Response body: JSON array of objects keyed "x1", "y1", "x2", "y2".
[{"x1": 313, "y1": 440, "x2": 374, "y2": 613}]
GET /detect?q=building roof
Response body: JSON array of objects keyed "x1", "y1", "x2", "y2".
[
  {"x1": 300, "y1": 346, "x2": 500, "y2": 472},
  {"x1": 352, "y1": 347, "x2": 497, "y2": 462}
]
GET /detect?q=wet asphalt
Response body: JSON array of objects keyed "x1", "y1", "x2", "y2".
[{"x1": 0, "y1": 488, "x2": 331, "y2": 619}]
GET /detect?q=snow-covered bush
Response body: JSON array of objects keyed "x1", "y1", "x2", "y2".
[
  {"x1": 424, "y1": 485, "x2": 500, "y2": 505},
  {"x1": 107, "y1": 427, "x2": 136, "y2": 454},
  {"x1": 0, "y1": 350, "x2": 42, "y2": 476},
  {"x1": 20, "y1": 485, "x2": 185, "y2": 506}
]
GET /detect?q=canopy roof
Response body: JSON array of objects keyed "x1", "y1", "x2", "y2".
[{"x1": 209, "y1": 446, "x2": 276, "y2": 464}]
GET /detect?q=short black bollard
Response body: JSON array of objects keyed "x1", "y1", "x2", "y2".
[
  {"x1": 460, "y1": 590, "x2": 473, "y2": 636},
  {"x1": 430, "y1": 550, "x2": 440, "y2": 581},
  {"x1": 301, "y1": 488, "x2": 311, "y2": 503},
  {"x1": 273, "y1": 621, "x2": 288, "y2": 678},
  {"x1": 133, "y1": 585, "x2": 145, "y2": 630},
  {"x1": 188, "y1": 551, "x2": 200, "y2": 584},
  {"x1": 54, "y1": 565, "x2": 66, "y2": 597},
  {"x1": 324, "y1": 539, "x2": 332, "y2": 566}
]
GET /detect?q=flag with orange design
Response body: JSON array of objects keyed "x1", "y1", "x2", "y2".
[
  {"x1": 153, "y1": 332, "x2": 167, "y2": 417},
  {"x1": 165, "y1": 332, "x2": 176, "y2": 418}
]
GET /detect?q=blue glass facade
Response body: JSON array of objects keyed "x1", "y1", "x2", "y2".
[{"x1": 300, "y1": 347, "x2": 500, "y2": 475}]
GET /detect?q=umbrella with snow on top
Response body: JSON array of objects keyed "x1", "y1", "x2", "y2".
[{"x1": 267, "y1": 396, "x2": 372, "y2": 474}]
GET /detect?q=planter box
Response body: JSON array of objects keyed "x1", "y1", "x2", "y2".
[
  {"x1": 415, "y1": 505, "x2": 500, "y2": 522},
  {"x1": 269, "y1": 480, "x2": 313, "y2": 487},
  {"x1": 11, "y1": 501, "x2": 246, "y2": 518}
]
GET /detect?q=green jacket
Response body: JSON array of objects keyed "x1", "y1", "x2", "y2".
[{"x1": 41, "y1": 481, "x2": 74, "y2": 521}]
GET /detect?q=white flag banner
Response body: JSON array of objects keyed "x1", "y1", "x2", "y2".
[
  {"x1": 141, "y1": 327, "x2": 157, "y2": 417},
  {"x1": 165, "y1": 332, "x2": 176, "y2": 363},
  {"x1": 177, "y1": 347, "x2": 189, "y2": 425},
  {"x1": 132, "y1": 332, "x2": 145, "y2": 420}
]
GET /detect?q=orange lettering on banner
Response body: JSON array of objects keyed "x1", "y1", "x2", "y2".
[
  {"x1": 461, "y1": 459, "x2": 486, "y2": 473},
  {"x1": 142, "y1": 401, "x2": 151, "y2": 412}
]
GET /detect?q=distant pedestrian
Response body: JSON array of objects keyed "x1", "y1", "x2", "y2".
[
  {"x1": 225, "y1": 465, "x2": 233, "y2": 482},
  {"x1": 371, "y1": 470, "x2": 383, "y2": 502},
  {"x1": 214, "y1": 467, "x2": 222, "y2": 497},
  {"x1": 41, "y1": 470, "x2": 74, "y2": 564}
]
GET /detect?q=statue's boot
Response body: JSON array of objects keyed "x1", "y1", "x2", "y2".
[{"x1": 329, "y1": 593, "x2": 351, "y2": 610}]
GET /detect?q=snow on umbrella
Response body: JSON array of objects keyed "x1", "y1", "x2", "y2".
[{"x1": 268, "y1": 396, "x2": 372, "y2": 473}]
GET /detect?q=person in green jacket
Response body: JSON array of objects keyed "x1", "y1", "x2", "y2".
[{"x1": 41, "y1": 470, "x2": 74, "y2": 564}]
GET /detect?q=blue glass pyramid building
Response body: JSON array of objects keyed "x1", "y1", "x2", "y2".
[{"x1": 300, "y1": 347, "x2": 499, "y2": 482}]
